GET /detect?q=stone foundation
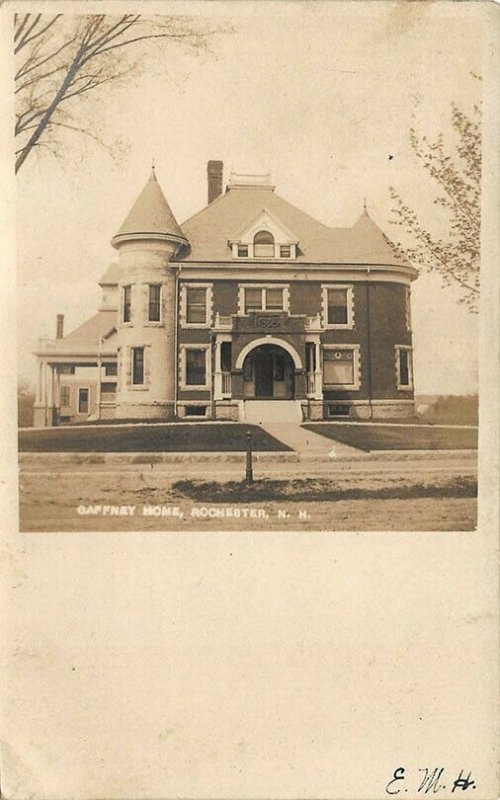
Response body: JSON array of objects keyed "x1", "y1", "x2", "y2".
[
  {"x1": 99, "y1": 403, "x2": 116, "y2": 420},
  {"x1": 114, "y1": 401, "x2": 176, "y2": 420},
  {"x1": 322, "y1": 400, "x2": 416, "y2": 420},
  {"x1": 370, "y1": 401, "x2": 416, "y2": 419},
  {"x1": 306, "y1": 401, "x2": 323, "y2": 421},
  {"x1": 214, "y1": 402, "x2": 239, "y2": 421}
]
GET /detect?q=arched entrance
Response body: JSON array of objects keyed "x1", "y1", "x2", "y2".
[{"x1": 242, "y1": 344, "x2": 295, "y2": 399}]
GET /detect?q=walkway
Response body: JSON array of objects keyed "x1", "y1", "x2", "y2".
[{"x1": 259, "y1": 422, "x2": 365, "y2": 460}]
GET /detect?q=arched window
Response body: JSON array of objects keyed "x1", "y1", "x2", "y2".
[{"x1": 253, "y1": 230, "x2": 275, "y2": 258}]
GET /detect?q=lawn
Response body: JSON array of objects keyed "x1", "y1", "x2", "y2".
[
  {"x1": 303, "y1": 423, "x2": 478, "y2": 451},
  {"x1": 18, "y1": 423, "x2": 292, "y2": 453}
]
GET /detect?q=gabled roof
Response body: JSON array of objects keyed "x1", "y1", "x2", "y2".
[
  {"x1": 230, "y1": 206, "x2": 299, "y2": 244},
  {"x1": 179, "y1": 186, "x2": 408, "y2": 266},
  {"x1": 64, "y1": 310, "x2": 117, "y2": 344},
  {"x1": 112, "y1": 169, "x2": 186, "y2": 245}
]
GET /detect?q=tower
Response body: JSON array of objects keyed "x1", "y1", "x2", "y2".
[{"x1": 111, "y1": 168, "x2": 188, "y2": 420}]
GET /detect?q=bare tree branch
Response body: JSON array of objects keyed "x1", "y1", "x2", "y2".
[
  {"x1": 15, "y1": 14, "x2": 62, "y2": 55},
  {"x1": 15, "y1": 13, "x2": 231, "y2": 173}
]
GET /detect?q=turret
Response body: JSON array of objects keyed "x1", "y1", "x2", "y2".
[{"x1": 112, "y1": 168, "x2": 188, "y2": 420}]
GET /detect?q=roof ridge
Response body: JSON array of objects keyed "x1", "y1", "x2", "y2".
[
  {"x1": 180, "y1": 187, "x2": 229, "y2": 227},
  {"x1": 271, "y1": 192, "x2": 332, "y2": 230}
]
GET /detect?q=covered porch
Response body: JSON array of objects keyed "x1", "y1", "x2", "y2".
[{"x1": 32, "y1": 338, "x2": 118, "y2": 427}]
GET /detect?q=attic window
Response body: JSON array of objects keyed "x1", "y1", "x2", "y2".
[
  {"x1": 237, "y1": 245, "x2": 248, "y2": 257},
  {"x1": 253, "y1": 231, "x2": 275, "y2": 258},
  {"x1": 280, "y1": 245, "x2": 291, "y2": 258}
]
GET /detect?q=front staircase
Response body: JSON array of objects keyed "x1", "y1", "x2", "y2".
[{"x1": 241, "y1": 400, "x2": 303, "y2": 424}]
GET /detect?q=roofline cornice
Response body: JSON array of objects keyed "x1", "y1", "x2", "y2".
[
  {"x1": 111, "y1": 231, "x2": 188, "y2": 249},
  {"x1": 175, "y1": 261, "x2": 418, "y2": 280}
]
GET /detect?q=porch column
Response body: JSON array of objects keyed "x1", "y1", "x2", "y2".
[
  {"x1": 96, "y1": 358, "x2": 102, "y2": 419},
  {"x1": 46, "y1": 363, "x2": 55, "y2": 426},
  {"x1": 35, "y1": 360, "x2": 43, "y2": 404},
  {"x1": 314, "y1": 341, "x2": 323, "y2": 400},
  {"x1": 33, "y1": 359, "x2": 48, "y2": 427},
  {"x1": 53, "y1": 366, "x2": 61, "y2": 425},
  {"x1": 231, "y1": 370, "x2": 244, "y2": 399},
  {"x1": 213, "y1": 339, "x2": 222, "y2": 400},
  {"x1": 294, "y1": 369, "x2": 307, "y2": 399}
]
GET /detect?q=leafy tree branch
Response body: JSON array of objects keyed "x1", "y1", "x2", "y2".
[{"x1": 390, "y1": 97, "x2": 481, "y2": 313}]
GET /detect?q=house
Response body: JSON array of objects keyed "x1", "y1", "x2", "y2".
[{"x1": 32, "y1": 161, "x2": 417, "y2": 427}]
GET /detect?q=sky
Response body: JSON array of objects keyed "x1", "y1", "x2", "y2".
[{"x1": 14, "y1": 0, "x2": 484, "y2": 395}]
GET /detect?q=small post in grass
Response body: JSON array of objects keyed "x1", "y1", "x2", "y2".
[{"x1": 245, "y1": 430, "x2": 254, "y2": 486}]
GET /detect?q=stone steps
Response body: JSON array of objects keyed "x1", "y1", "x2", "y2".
[{"x1": 242, "y1": 400, "x2": 303, "y2": 423}]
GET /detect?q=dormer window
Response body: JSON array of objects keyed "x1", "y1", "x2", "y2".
[
  {"x1": 230, "y1": 210, "x2": 298, "y2": 259},
  {"x1": 253, "y1": 231, "x2": 275, "y2": 258}
]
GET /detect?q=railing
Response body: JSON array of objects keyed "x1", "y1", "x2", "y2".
[
  {"x1": 214, "y1": 313, "x2": 233, "y2": 330},
  {"x1": 214, "y1": 371, "x2": 232, "y2": 398}
]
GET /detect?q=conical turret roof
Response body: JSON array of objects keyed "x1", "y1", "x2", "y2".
[{"x1": 112, "y1": 169, "x2": 187, "y2": 248}]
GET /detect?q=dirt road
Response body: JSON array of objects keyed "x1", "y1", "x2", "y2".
[{"x1": 19, "y1": 455, "x2": 477, "y2": 532}]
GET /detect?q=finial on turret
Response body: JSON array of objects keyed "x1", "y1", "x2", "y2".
[
  {"x1": 363, "y1": 196, "x2": 368, "y2": 213},
  {"x1": 150, "y1": 158, "x2": 156, "y2": 181}
]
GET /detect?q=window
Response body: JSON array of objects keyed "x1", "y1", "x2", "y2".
[
  {"x1": 396, "y1": 347, "x2": 413, "y2": 389},
  {"x1": 105, "y1": 363, "x2": 117, "y2": 376},
  {"x1": 220, "y1": 341, "x2": 232, "y2": 372},
  {"x1": 132, "y1": 347, "x2": 145, "y2": 385},
  {"x1": 237, "y1": 245, "x2": 249, "y2": 257},
  {"x1": 100, "y1": 382, "x2": 116, "y2": 393},
  {"x1": 323, "y1": 346, "x2": 360, "y2": 389},
  {"x1": 244, "y1": 288, "x2": 263, "y2": 312},
  {"x1": 327, "y1": 404, "x2": 351, "y2": 417},
  {"x1": 60, "y1": 386, "x2": 71, "y2": 406},
  {"x1": 253, "y1": 230, "x2": 275, "y2": 258},
  {"x1": 148, "y1": 284, "x2": 161, "y2": 322},
  {"x1": 185, "y1": 348, "x2": 207, "y2": 386},
  {"x1": 280, "y1": 245, "x2": 291, "y2": 258},
  {"x1": 305, "y1": 342, "x2": 316, "y2": 373},
  {"x1": 186, "y1": 288, "x2": 206, "y2": 324},
  {"x1": 78, "y1": 388, "x2": 89, "y2": 413},
  {"x1": 185, "y1": 405, "x2": 207, "y2": 417},
  {"x1": 180, "y1": 284, "x2": 212, "y2": 327},
  {"x1": 327, "y1": 288, "x2": 348, "y2": 325},
  {"x1": 244, "y1": 287, "x2": 284, "y2": 313},
  {"x1": 123, "y1": 285, "x2": 132, "y2": 323},
  {"x1": 266, "y1": 288, "x2": 284, "y2": 310},
  {"x1": 322, "y1": 284, "x2": 354, "y2": 329}
]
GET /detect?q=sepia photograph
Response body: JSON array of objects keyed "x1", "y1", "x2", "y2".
[
  {"x1": 2, "y1": 2, "x2": 499, "y2": 799},
  {"x1": 15, "y1": 1, "x2": 481, "y2": 533}
]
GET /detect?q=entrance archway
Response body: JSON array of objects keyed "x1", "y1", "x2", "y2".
[{"x1": 242, "y1": 344, "x2": 295, "y2": 399}]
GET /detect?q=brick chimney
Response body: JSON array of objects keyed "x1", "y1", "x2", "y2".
[
  {"x1": 56, "y1": 314, "x2": 64, "y2": 339},
  {"x1": 207, "y1": 160, "x2": 223, "y2": 204}
]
